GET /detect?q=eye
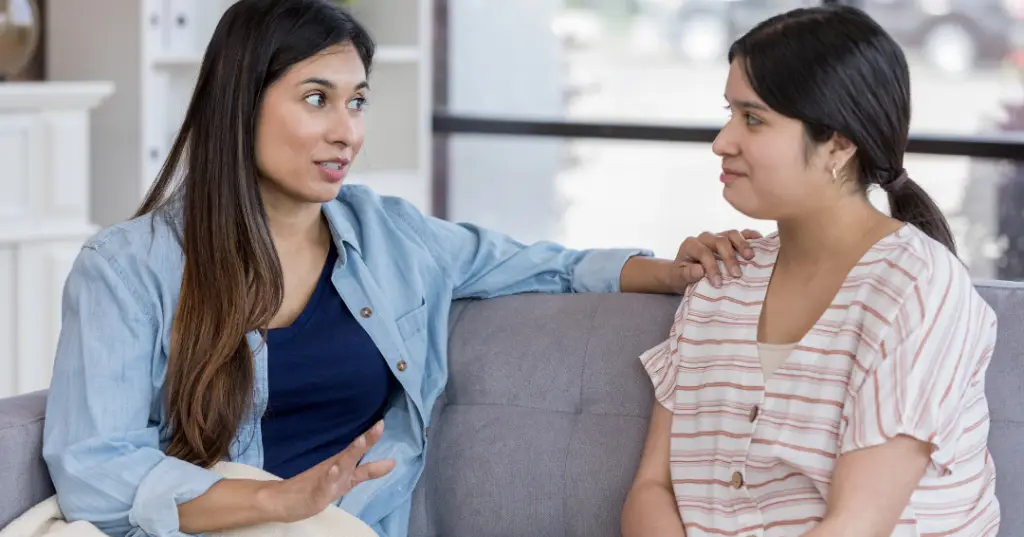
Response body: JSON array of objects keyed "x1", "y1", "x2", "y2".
[
  {"x1": 347, "y1": 96, "x2": 368, "y2": 111},
  {"x1": 304, "y1": 92, "x2": 326, "y2": 108},
  {"x1": 745, "y1": 113, "x2": 763, "y2": 126}
]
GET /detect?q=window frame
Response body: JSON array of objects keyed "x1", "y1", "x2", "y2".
[{"x1": 429, "y1": 0, "x2": 1024, "y2": 218}]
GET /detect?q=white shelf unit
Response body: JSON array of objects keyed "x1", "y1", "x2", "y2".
[
  {"x1": 0, "y1": 82, "x2": 114, "y2": 398},
  {"x1": 46, "y1": 0, "x2": 433, "y2": 227}
]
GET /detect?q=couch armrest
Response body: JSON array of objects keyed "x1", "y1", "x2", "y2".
[{"x1": 0, "y1": 390, "x2": 54, "y2": 529}]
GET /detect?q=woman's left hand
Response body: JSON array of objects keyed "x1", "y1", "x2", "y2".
[
  {"x1": 669, "y1": 229, "x2": 762, "y2": 290},
  {"x1": 620, "y1": 228, "x2": 762, "y2": 294}
]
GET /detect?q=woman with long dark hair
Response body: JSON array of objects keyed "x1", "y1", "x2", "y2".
[
  {"x1": 40, "y1": 1, "x2": 749, "y2": 536},
  {"x1": 623, "y1": 5, "x2": 999, "y2": 537}
]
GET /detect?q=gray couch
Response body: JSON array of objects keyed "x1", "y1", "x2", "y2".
[{"x1": 2, "y1": 290, "x2": 1022, "y2": 536}]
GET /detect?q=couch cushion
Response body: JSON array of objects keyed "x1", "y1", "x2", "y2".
[
  {"x1": 411, "y1": 294, "x2": 676, "y2": 537},
  {"x1": 412, "y1": 284, "x2": 1024, "y2": 537},
  {"x1": 0, "y1": 390, "x2": 53, "y2": 529},
  {"x1": 975, "y1": 281, "x2": 1024, "y2": 535}
]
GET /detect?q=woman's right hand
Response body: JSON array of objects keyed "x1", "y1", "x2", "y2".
[{"x1": 258, "y1": 421, "x2": 396, "y2": 523}]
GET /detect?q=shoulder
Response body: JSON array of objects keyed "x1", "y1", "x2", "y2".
[
  {"x1": 336, "y1": 184, "x2": 425, "y2": 224},
  {"x1": 331, "y1": 184, "x2": 448, "y2": 270},
  {"x1": 872, "y1": 226, "x2": 997, "y2": 357},
  {"x1": 84, "y1": 208, "x2": 180, "y2": 253},
  {"x1": 885, "y1": 226, "x2": 993, "y2": 326},
  {"x1": 82, "y1": 207, "x2": 183, "y2": 268},
  {"x1": 723, "y1": 232, "x2": 779, "y2": 289},
  {"x1": 334, "y1": 184, "x2": 451, "y2": 254},
  {"x1": 681, "y1": 234, "x2": 779, "y2": 317},
  {"x1": 71, "y1": 208, "x2": 184, "y2": 313},
  {"x1": 334, "y1": 184, "x2": 435, "y2": 240}
]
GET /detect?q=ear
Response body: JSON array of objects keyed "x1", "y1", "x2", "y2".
[{"x1": 827, "y1": 133, "x2": 858, "y2": 172}]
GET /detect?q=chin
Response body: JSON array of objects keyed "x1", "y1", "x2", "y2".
[
  {"x1": 308, "y1": 182, "x2": 345, "y2": 203},
  {"x1": 722, "y1": 184, "x2": 773, "y2": 221}
]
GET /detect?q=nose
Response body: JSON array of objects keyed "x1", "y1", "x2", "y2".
[
  {"x1": 712, "y1": 119, "x2": 739, "y2": 158},
  {"x1": 328, "y1": 109, "x2": 363, "y2": 148}
]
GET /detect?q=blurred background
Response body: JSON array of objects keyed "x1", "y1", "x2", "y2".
[
  {"x1": 0, "y1": 0, "x2": 1022, "y2": 396},
  {"x1": 439, "y1": 0, "x2": 1024, "y2": 280},
  {"x1": 2, "y1": 0, "x2": 1023, "y2": 273}
]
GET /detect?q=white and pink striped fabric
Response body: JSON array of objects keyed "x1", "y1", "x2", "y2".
[{"x1": 641, "y1": 224, "x2": 1000, "y2": 537}]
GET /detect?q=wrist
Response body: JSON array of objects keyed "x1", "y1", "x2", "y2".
[
  {"x1": 252, "y1": 480, "x2": 287, "y2": 524},
  {"x1": 620, "y1": 257, "x2": 675, "y2": 294},
  {"x1": 648, "y1": 257, "x2": 681, "y2": 293}
]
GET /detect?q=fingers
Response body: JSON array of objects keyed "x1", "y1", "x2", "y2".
[
  {"x1": 724, "y1": 229, "x2": 755, "y2": 260},
  {"x1": 351, "y1": 459, "x2": 396, "y2": 485},
  {"x1": 714, "y1": 233, "x2": 742, "y2": 280},
  {"x1": 679, "y1": 229, "x2": 761, "y2": 288},
  {"x1": 334, "y1": 421, "x2": 385, "y2": 470},
  {"x1": 686, "y1": 263, "x2": 704, "y2": 282},
  {"x1": 686, "y1": 233, "x2": 722, "y2": 287}
]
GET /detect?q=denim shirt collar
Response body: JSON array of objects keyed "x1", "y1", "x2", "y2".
[
  {"x1": 154, "y1": 193, "x2": 363, "y2": 261},
  {"x1": 322, "y1": 199, "x2": 362, "y2": 261}
]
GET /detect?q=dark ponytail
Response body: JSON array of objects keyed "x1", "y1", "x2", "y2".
[
  {"x1": 884, "y1": 170, "x2": 957, "y2": 254},
  {"x1": 729, "y1": 5, "x2": 957, "y2": 255}
]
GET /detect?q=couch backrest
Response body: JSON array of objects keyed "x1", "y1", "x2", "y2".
[
  {"x1": 410, "y1": 283, "x2": 1024, "y2": 537},
  {"x1": 0, "y1": 390, "x2": 52, "y2": 529},
  {"x1": 1, "y1": 284, "x2": 1021, "y2": 533}
]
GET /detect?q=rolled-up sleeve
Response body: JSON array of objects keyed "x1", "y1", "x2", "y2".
[
  {"x1": 43, "y1": 246, "x2": 222, "y2": 537},
  {"x1": 390, "y1": 198, "x2": 652, "y2": 299}
]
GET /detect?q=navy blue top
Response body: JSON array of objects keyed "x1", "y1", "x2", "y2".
[{"x1": 262, "y1": 241, "x2": 397, "y2": 479}]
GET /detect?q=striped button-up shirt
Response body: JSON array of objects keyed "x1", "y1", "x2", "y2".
[{"x1": 641, "y1": 224, "x2": 1000, "y2": 537}]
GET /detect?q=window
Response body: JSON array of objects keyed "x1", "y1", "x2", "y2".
[
  {"x1": 434, "y1": 0, "x2": 1024, "y2": 280},
  {"x1": 446, "y1": 134, "x2": 1019, "y2": 279}
]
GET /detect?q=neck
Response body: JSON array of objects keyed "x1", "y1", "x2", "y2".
[
  {"x1": 775, "y1": 196, "x2": 889, "y2": 267},
  {"x1": 260, "y1": 184, "x2": 328, "y2": 253}
]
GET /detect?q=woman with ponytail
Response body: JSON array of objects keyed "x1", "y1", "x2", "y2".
[{"x1": 624, "y1": 5, "x2": 999, "y2": 537}]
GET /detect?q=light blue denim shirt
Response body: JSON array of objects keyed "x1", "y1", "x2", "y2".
[{"x1": 42, "y1": 185, "x2": 652, "y2": 537}]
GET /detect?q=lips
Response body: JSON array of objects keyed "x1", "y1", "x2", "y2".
[
  {"x1": 315, "y1": 157, "x2": 349, "y2": 169},
  {"x1": 315, "y1": 158, "x2": 350, "y2": 183}
]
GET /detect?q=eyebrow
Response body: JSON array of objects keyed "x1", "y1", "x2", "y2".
[
  {"x1": 724, "y1": 96, "x2": 769, "y2": 111},
  {"x1": 300, "y1": 78, "x2": 370, "y2": 91}
]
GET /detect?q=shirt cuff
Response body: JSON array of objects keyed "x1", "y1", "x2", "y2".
[
  {"x1": 129, "y1": 457, "x2": 224, "y2": 536},
  {"x1": 572, "y1": 248, "x2": 654, "y2": 293}
]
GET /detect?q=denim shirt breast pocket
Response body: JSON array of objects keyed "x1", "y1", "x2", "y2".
[{"x1": 394, "y1": 298, "x2": 429, "y2": 363}]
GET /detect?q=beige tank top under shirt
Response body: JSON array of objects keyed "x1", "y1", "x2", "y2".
[{"x1": 757, "y1": 342, "x2": 797, "y2": 379}]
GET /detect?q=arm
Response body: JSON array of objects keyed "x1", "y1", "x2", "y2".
[
  {"x1": 389, "y1": 195, "x2": 762, "y2": 298},
  {"x1": 43, "y1": 247, "x2": 225, "y2": 536},
  {"x1": 45, "y1": 247, "x2": 389, "y2": 536},
  {"x1": 622, "y1": 229, "x2": 764, "y2": 292},
  {"x1": 391, "y1": 198, "x2": 653, "y2": 298},
  {"x1": 179, "y1": 423, "x2": 394, "y2": 533},
  {"x1": 802, "y1": 437, "x2": 931, "y2": 537},
  {"x1": 619, "y1": 257, "x2": 678, "y2": 294},
  {"x1": 821, "y1": 265, "x2": 998, "y2": 537},
  {"x1": 622, "y1": 403, "x2": 687, "y2": 537},
  {"x1": 177, "y1": 481, "x2": 278, "y2": 534},
  {"x1": 43, "y1": 247, "x2": 304, "y2": 536}
]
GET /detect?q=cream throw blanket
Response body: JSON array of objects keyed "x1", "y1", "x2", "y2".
[{"x1": 0, "y1": 462, "x2": 379, "y2": 537}]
